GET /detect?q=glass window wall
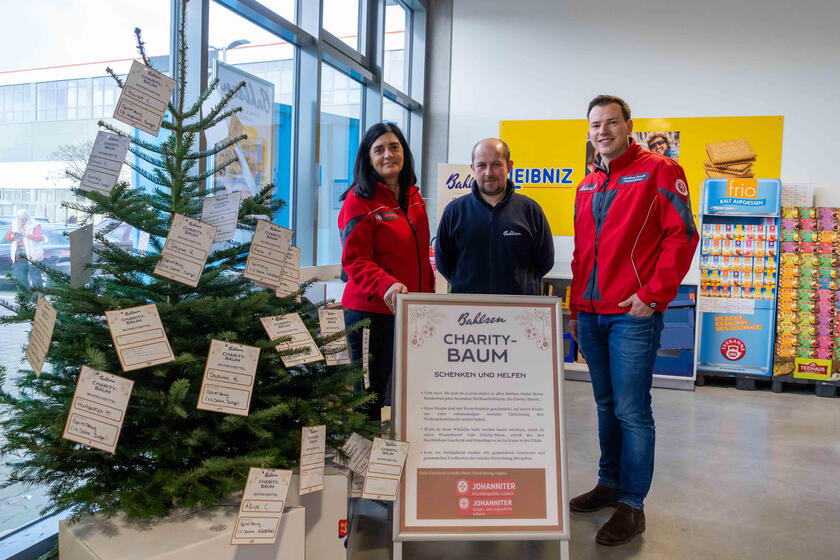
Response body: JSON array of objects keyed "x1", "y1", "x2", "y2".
[
  {"x1": 322, "y1": 0, "x2": 361, "y2": 51},
  {"x1": 0, "y1": 0, "x2": 427, "y2": 546},
  {"x1": 383, "y1": 96, "x2": 409, "y2": 134},
  {"x1": 317, "y1": 63, "x2": 362, "y2": 265},
  {"x1": 209, "y1": 1, "x2": 297, "y2": 229},
  {"x1": 0, "y1": 0, "x2": 171, "y2": 537},
  {"x1": 384, "y1": 0, "x2": 408, "y2": 92}
]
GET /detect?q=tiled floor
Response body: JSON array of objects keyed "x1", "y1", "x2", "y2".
[{"x1": 349, "y1": 379, "x2": 840, "y2": 559}]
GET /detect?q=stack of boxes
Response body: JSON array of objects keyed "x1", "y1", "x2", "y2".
[
  {"x1": 699, "y1": 221, "x2": 778, "y2": 299},
  {"x1": 774, "y1": 207, "x2": 840, "y2": 381},
  {"x1": 652, "y1": 286, "x2": 696, "y2": 378}
]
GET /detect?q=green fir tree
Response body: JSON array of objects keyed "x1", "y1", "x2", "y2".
[{"x1": 0, "y1": 0, "x2": 373, "y2": 523}]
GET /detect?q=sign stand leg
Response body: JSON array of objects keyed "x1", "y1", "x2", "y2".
[
  {"x1": 393, "y1": 540, "x2": 403, "y2": 560},
  {"x1": 559, "y1": 539, "x2": 570, "y2": 559}
]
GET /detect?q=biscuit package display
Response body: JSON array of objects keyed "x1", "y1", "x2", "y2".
[
  {"x1": 705, "y1": 139, "x2": 757, "y2": 179},
  {"x1": 696, "y1": 178, "x2": 782, "y2": 377},
  {"x1": 773, "y1": 207, "x2": 840, "y2": 382},
  {"x1": 699, "y1": 220, "x2": 778, "y2": 300}
]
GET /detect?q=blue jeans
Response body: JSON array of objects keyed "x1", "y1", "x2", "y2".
[{"x1": 577, "y1": 311, "x2": 664, "y2": 510}]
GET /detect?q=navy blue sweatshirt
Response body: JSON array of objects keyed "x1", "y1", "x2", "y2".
[{"x1": 435, "y1": 180, "x2": 554, "y2": 295}]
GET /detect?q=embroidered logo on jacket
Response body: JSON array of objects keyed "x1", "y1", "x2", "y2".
[
  {"x1": 675, "y1": 179, "x2": 688, "y2": 196},
  {"x1": 578, "y1": 183, "x2": 597, "y2": 192},
  {"x1": 503, "y1": 230, "x2": 522, "y2": 237},
  {"x1": 618, "y1": 173, "x2": 650, "y2": 185},
  {"x1": 374, "y1": 211, "x2": 400, "y2": 222}
]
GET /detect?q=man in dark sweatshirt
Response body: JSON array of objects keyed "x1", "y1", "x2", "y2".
[{"x1": 435, "y1": 138, "x2": 554, "y2": 295}]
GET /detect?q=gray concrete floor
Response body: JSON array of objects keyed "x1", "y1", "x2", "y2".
[{"x1": 348, "y1": 379, "x2": 840, "y2": 559}]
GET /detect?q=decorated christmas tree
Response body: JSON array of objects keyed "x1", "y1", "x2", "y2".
[{"x1": 0, "y1": 0, "x2": 371, "y2": 524}]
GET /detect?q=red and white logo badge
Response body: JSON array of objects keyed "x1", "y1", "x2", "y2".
[
  {"x1": 721, "y1": 338, "x2": 746, "y2": 361},
  {"x1": 338, "y1": 519, "x2": 348, "y2": 537},
  {"x1": 458, "y1": 497, "x2": 470, "y2": 510},
  {"x1": 796, "y1": 361, "x2": 829, "y2": 376},
  {"x1": 675, "y1": 179, "x2": 688, "y2": 196},
  {"x1": 456, "y1": 479, "x2": 469, "y2": 494}
]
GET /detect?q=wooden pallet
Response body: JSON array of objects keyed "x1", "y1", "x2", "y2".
[
  {"x1": 696, "y1": 370, "x2": 839, "y2": 397},
  {"x1": 771, "y1": 374, "x2": 839, "y2": 398}
]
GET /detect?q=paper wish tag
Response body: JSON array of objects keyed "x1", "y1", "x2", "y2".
[
  {"x1": 114, "y1": 60, "x2": 176, "y2": 136},
  {"x1": 69, "y1": 224, "x2": 94, "y2": 289},
  {"x1": 200, "y1": 191, "x2": 240, "y2": 243},
  {"x1": 318, "y1": 308, "x2": 351, "y2": 366},
  {"x1": 362, "y1": 327, "x2": 370, "y2": 389},
  {"x1": 153, "y1": 213, "x2": 217, "y2": 287},
  {"x1": 244, "y1": 220, "x2": 293, "y2": 287},
  {"x1": 105, "y1": 303, "x2": 175, "y2": 372},
  {"x1": 260, "y1": 313, "x2": 324, "y2": 367},
  {"x1": 362, "y1": 438, "x2": 409, "y2": 501},
  {"x1": 299, "y1": 425, "x2": 326, "y2": 495},
  {"x1": 197, "y1": 339, "x2": 260, "y2": 416},
  {"x1": 62, "y1": 366, "x2": 134, "y2": 453},
  {"x1": 275, "y1": 246, "x2": 301, "y2": 301},
  {"x1": 350, "y1": 472, "x2": 365, "y2": 498},
  {"x1": 231, "y1": 468, "x2": 292, "y2": 545},
  {"x1": 335, "y1": 432, "x2": 372, "y2": 475},
  {"x1": 26, "y1": 294, "x2": 57, "y2": 377},
  {"x1": 79, "y1": 131, "x2": 131, "y2": 195}
]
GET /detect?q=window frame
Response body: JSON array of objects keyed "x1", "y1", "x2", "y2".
[{"x1": 192, "y1": 0, "x2": 426, "y2": 266}]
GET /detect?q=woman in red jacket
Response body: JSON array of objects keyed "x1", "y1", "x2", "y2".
[{"x1": 338, "y1": 123, "x2": 434, "y2": 413}]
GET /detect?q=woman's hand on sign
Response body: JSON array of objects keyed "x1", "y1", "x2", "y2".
[{"x1": 384, "y1": 282, "x2": 408, "y2": 313}]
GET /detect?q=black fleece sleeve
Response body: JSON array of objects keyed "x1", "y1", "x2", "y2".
[
  {"x1": 434, "y1": 205, "x2": 456, "y2": 283},
  {"x1": 532, "y1": 204, "x2": 555, "y2": 277}
]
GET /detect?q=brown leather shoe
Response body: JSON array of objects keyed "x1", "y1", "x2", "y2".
[
  {"x1": 569, "y1": 484, "x2": 620, "y2": 512},
  {"x1": 596, "y1": 503, "x2": 645, "y2": 546}
]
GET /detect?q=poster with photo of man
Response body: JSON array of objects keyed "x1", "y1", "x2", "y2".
[
  {"x1": 212, "y1": 60, "x2": 275, "y2": 197},
  {"x1": 634, "y1": 131, "x2": 680, "y2": 162}
]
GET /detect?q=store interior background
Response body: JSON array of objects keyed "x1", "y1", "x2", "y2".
[
  {"x1": 2, "y1": 0, "x2": 840, "y2": 557},
  {"x1": 429, "y1": 0, "x2": 840, "y2": 240}
]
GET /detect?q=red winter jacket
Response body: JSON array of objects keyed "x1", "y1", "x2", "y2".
[
  {"x1": 570, "y1": 141, "x2": 698, "y2": 319},
  {"x1": 339, "y1": 182, "x2": 435, "y2": 314}
]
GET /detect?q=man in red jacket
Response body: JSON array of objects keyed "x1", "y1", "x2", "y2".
[{"x1": 568, "y1": 96, "x2": 698, "y2": 546}]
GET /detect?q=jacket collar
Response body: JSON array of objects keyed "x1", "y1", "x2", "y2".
[
  {"x1": 471, "y1": 179, "x2": 515, "y2": 209},
  {"x1": 593, "y1": 138, "x2": 641, "y2": 174},
  {"x1": 375, "y1": 181, "x2": 418, "y2": 201}
]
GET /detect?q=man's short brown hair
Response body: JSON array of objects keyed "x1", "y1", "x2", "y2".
[
  {"x1": 587, "y1": 95, "x2": 631, "y2": 121},
  {"x1": 471, "y1": 138, "x2": 511, "y2": 162}
]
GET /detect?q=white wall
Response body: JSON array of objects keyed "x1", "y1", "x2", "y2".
[{"x1": 448, "y1": 0, "x2": 840, "y2": 208}]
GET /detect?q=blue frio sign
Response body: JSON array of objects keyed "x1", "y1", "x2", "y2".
[{"x1": 701, "y1": 178, "x2": 781, "y2": 215}]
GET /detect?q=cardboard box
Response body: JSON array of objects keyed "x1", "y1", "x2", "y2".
[
  {"x1": 287, "y1": 467, "x2": 351, "y2": 560},
  {"x1": 59, "y1": 504, "x2": 305, "y2": 560}
]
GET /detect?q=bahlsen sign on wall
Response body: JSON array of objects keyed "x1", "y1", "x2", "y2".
[{"x1": 393, "y1": 294, "x2": 569, "y2": 543}]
